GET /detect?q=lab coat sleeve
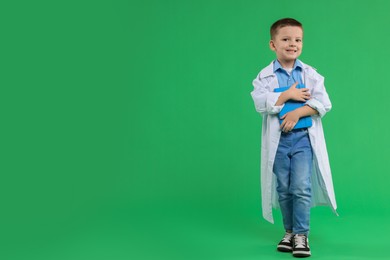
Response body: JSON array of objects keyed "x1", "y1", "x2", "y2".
[
  {"x1": 306, "y1": 76, "x2": 332, "y2": 118},
  {"x1": 251, "y1": 75, "x2": 283, "y2": 115}
]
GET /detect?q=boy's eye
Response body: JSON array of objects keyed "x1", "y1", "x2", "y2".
[
  {"x1": 282, "y1": 39, "x2": 288, "y2": 41},
  {"x1": 296, "y1": 39, "x2": 302, "y2": 42}
]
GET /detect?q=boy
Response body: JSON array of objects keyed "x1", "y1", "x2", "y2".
[{"x1": 250, "y1": 18, "x2": 337, "y2": 258}]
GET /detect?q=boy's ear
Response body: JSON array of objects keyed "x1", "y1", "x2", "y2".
[{"x1": 269, "y1": 40, "x2": 276, "y2": 51}]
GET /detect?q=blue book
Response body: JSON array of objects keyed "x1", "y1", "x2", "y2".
[{"x1": 274, "y1": 84, "x2": 312, "y2": 130}]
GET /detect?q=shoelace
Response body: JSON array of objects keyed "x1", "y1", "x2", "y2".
[
  {"x1": 282, "y1": 233, "x2": 293, "y2": 242},
  {"x1": 294, "y1": 235, "x2": 306, "y2": 248}
]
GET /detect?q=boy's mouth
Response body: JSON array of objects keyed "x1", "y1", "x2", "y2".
[{"x1": 286, "y1": 49, "x2": 297, "y2": 54}]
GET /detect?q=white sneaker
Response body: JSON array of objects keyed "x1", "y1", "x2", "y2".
[
  {"x1": 277, "y1": 232, "x2": 293, "y2": 252},
  {"x1": 292, "y1": 234, "x2": 311, "y2": 257}
]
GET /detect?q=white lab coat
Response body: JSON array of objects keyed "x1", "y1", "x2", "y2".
[{"x1": 251, "y1": 60, "x2": 337, "y2": 223}]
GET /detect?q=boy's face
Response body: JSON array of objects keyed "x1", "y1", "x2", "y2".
[{"x1": 269, "y1": 26, "x2": 303, "y2": 68}]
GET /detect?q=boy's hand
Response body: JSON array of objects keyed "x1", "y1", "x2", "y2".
[
  {"x1": 284, "y1": 82, "x2": 311, "y2": 102},
  {"x1": 280, "y1": 111, "x2": 300, "y2": 132}
]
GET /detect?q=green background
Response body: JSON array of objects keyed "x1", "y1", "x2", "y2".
[{"x1": 1, "y1": 0, "x2": 389, "y2": 259}]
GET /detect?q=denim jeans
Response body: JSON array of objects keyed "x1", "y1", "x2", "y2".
[{"x1": 273, "y1": 129, "x2": 313, "y2": 236}]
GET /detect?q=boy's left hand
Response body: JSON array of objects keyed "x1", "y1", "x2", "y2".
[{"x1": 280, "y1": 111, "x2": 300, "y2": 132}]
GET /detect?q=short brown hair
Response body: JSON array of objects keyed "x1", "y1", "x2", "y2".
[{"x1": 270, "y1": 18, "x2": 303, "y2": 39}]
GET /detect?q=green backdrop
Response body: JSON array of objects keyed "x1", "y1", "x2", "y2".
[{"x1": 1, "y1": 0, "x2": 389, "y2": 259}]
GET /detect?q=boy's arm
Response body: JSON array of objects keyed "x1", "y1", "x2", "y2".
[
  {"x1": 275, "y1": 82, "x2": 311, "y2": 106},
  {"x1": 251, "y1": 75, "x2": 283, "y2": 115},
  {"x1": 280, "y1": 105, "x2": 318, "y2": 132},
  {"x1": 251, "y1": 78, "x2": 310, "y2": 115},
  {"x1": 305, "y1": 75, "x2": 332, "y2": 117}
]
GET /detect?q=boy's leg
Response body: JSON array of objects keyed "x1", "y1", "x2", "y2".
[
  {"x1": 289, "y1": 130, "x2": 313, "y2": 236},
  {"x1": 273, "y1": 133, "x2": 293, "y2": 232}
]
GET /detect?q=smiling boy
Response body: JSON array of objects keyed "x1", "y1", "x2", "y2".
[{"x1": 250, "y1": 18, "x2": 337, "y2": 258}]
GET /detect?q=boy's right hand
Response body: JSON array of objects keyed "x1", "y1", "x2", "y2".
[{"x1": 284, "y1": 82, "x2": 310, "y2": 102}]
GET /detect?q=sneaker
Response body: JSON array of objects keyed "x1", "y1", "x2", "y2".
[
  {"x1": 277, "y1": 232, "x2": 293, "y2": 252},
  {"x1": 292, "y1": 234, "x2": 311, "y2": 257}
]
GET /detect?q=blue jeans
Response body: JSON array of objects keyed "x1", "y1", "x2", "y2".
[{"x1": 273, "y1": 129, "x2": 313, "y2": 236}]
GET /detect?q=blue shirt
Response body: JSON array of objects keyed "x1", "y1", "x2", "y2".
[{"x1": 273, "y1": 59, "x2": 303, "y2": 88}]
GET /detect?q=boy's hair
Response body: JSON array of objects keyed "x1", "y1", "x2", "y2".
[{"x1": 270, "y1": 18, "x2": 303, "y2": 39}]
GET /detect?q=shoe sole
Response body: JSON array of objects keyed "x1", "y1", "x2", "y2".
[{"x1": 292, "y1": 251, "x2": 311, "y2": 258}]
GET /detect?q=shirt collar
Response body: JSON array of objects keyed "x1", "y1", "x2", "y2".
[{"x1": 273, "y1": 59, "x2": 303, "y2": 72}]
